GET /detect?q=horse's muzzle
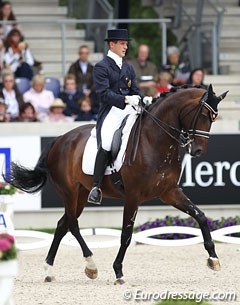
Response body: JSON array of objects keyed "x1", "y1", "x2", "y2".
[
  {"x1": 191, "y1": 148, "x2": 203, "y2": 158},
  {"x1": 187, "y1": 142, "x2": 204, "y2": 158}
]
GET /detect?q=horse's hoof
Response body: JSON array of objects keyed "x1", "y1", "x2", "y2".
[
  {"x1": 44, "y1": 276, "x2": 55, "y2": 282},
  {"x1": 207, "y1": 257, "x2": 221, "y2": 271},
  {"x1": 85, "y1": 267, "x2": 98, "y2": 279},
  {"x1": 114, "y1": 278, "x2": 126, "y2": 285}
]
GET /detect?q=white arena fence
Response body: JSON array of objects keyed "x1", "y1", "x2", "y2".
[
  {"x1": 1, "y1": 199, "x2": 240, "y2": 250},
  {"x1": 13, "y1": 226, "x2": 240, "y2": 250}
]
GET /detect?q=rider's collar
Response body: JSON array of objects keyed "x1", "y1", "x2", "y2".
[{"x1": 107, "y1": 50, "x2": 123, "y2": 69}]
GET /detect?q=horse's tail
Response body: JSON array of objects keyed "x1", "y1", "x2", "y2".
[{"x1": 4, "y1": 138, "x2": 58, "y2": 194}]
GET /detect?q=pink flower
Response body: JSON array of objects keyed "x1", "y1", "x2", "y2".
[
  {"x1": 0, "y1": 238, "x2": 11, "y2": 251},
  {"x1": 0, "y1": 234, "x2": 15, "y2": 244}
]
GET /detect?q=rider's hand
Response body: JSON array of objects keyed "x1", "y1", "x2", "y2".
[
  {"x1": 125, "y1": 95, "x2": 141, "y2": 106},
  {"x1": 143, "y1": 96, "x2": 153, "y2": 106}
]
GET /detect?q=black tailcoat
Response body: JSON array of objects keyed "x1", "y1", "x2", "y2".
[{"x1": 93, "y1": 56, "x2": 143, "y2": 144}]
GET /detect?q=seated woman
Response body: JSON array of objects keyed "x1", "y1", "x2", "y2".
[
  {"x1": 14, "y1": 102, "x2": 38, "y2": 122},
  {"x1": 58, "y1": 73, "x2": 84, "y2": 118},
  {"x1": 0, "y1": 1, "x2": 18, "y2": 75},
  {"x1": 0, "y1": 1, "x2": 18, "y2": 41},
  {"x1": 186, "y1": 68, "x2": 208, "y2": 89},
  {"x1": 3, "y1": 28, "x2": 34, "y2": 80},
  {"x1": 0, "y1": 69, "x2": 24, "y2": 119},
  {"x1": 23, "y1": 74, "x2": 55, "y2": 121}
]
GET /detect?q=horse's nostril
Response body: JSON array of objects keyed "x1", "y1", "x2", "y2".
[{"x1": 195, "y1": 149, "x2": 202, "y2": 157}]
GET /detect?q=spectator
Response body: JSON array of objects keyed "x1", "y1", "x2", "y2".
[
  {"x1": 128, "y1": 44, "x2": 158, "y2": 94},
  {"x1": 43, "y1": 98, "x2": 73, "y2": 123},
  {"x1": 68, "y1": 45, "x2": 94, "y2": 96},
  {"x1": 0, "y1": 1, "x2": 17, "y2": 77},
  {"x1": 14, "y1": 102, "x2": 38, "y2": 122},
  {"x1": 155, "y1": 71, "x2": 172, "y2": 93},
  {"x1": 161, "y1": 46, "x2": 190, "y2": 86},
  {"x1": 74, "y1": 96, "x2": 95, "y2": 122},
  {"x1": 4, "y1": 28, "x2": 34, "y2": 80},
  {"x1": 0, "y1": 98, "x2": 10, "y2": 122},
  {"x1": 0, "y1": 69, "x2": 24, "y2": 119},
  {"x1": 186, "y1": 67, "x2": 207, "y2": 89},
  {"x1": 145, "y1": 86, "x2": 159, "y2": 98},
  {"x1": 0, "y1": 1, "x2": 17, "y2": 42},
  {"x1": 23, "y1": 74, "x2": 54, "y2": 121},
  {"x1": 58, "y1": 73, "x2": 84, "y2": 117}
]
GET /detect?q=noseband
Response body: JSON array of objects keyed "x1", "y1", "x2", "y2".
[{"x1": 142, "y1": 90, "x2": 218, "y2": 148}]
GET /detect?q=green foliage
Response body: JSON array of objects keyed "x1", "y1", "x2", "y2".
[
  {"x1": 59, "y1": 0, "x2": 67, "y2": 6},
  {"x1": 0, "y1": 182, "x2": 16, "y2": 195},
  {"x1": 129, "y1": 0, "x2": 177, "y2": 68}
]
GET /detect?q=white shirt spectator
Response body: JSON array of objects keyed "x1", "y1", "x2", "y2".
[
  {"x1": 79, "y1": 61, "x2": 88, "y2": 74},
  {"x1": 23, "y1": 88, "x2": 54, "y2": 120},
  {"x1": 2, "y1": 87, "x2": 19, "y2": 118},
  {"x1": 4, "y1": 47, "x2": 34, "y2": 72}
]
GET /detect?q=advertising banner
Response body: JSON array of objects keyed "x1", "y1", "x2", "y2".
[
  {"x1": 0, "y1": 136, "x2": 41, "y2": 211},
  {"x1": 41, "y1": 135, "x2": 240, "y2": 208}
]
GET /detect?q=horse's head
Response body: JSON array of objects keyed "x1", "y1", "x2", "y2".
[{"x1": 180, "y1": 84, "x2": 228, "y2": 157}]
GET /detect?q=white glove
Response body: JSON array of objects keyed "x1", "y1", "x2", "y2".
[
  {"x1": 143, "y1": 96, "x2": 153, "y2": 106},
  {"x1": 125, "y1": 95, "x2": 141, "y2": 106}
]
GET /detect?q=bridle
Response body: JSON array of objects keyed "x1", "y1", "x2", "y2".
[{"x1": 141, "y1": 91, "x2": 218, "y2": 148}]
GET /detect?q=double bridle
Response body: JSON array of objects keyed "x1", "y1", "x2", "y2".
[{"x1": 141, "y1": 91, "x2": 218, "y2": 148}]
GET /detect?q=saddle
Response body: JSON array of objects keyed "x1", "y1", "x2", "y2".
[
  {"x1": 111, "y1": 115, "x2": 129, "y2": 161},
  {"x1": 109, "y1": 115, "x2": 130, "y2": 194}
]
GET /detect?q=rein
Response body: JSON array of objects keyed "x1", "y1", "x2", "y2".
[
  {"x1": 127, "y1": 90, "x2": 217, "y2": 165},
  {"x1": 142, "y1": 91, "x2": 216, "y2": 148}
]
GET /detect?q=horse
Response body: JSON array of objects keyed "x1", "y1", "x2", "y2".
[{"x1": 5, "y1": 84, "x2": 228, "y2": 285}]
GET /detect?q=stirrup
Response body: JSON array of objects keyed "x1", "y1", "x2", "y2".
[{"x1": 87, "y1": 186, "x2": 102, "y2": 205}]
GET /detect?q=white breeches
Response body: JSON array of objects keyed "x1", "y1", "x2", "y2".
[{"x1": 101, "y1": 105, "x2": 137, "y2": 151}]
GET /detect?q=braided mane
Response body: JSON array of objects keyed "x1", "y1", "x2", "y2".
[{"x1": 152, "y1": 84, "x2": 207, "y2": 104}]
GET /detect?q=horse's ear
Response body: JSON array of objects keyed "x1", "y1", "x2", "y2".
[
  {"x1": 217, "y1": 90, "x2": 229, "y2": 102},
  {"x1": 207, "y1": 84, "x2": 214, "y2": 97}
]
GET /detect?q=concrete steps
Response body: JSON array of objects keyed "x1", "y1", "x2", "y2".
[
  {"x1": 13, "y1": 6, "x2": 67, "y2": 16},
  {"x1": 153, "y1": 0, "x2": 240, "y2": 120},
  {"x1": 205, "y1": 74, "x2": 240, "y2": 119},
  {"x1": 10, "y1": 0, "x2": 101, "y2": 79}
]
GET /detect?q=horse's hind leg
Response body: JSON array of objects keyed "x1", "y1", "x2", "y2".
[
  {"x1": 163, "y1": 187, "x2": 220, "y2": 271},
  {"x1": 68, "y1": 186, "x2": 98, "y2": 280},
  {"x1": 44, "y1": 185, "x2": 97, "y2": 281},
  {"x1": 44, "y1": 213, "x2": 68, "y2": 282}
]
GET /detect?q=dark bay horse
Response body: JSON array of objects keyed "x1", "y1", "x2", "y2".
[{"x1": 5, "y1": 85, "x2": 228, "y2": 284}]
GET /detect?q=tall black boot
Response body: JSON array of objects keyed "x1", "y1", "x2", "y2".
[{"x1": 87, "y1": 147, "x2": 110, "y2": 205}]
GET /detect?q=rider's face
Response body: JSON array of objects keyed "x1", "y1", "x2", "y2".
[{"x1": 110, "y1": 40, "x2": 128, "y2": 58}]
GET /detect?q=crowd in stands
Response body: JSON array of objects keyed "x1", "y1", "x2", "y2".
[{"x1": 0, "y1": 1, "x2": 208, "y2": 124}]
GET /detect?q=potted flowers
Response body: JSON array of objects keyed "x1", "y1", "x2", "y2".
[
  {"x1": 0, "y1": 233, "x2": 18, "y2": 305},
  {"x1": 0, "y1": 182, "x2": 16, "y2": 196},
  {"x1": 0, "y1": 181, "x2": 16, "y2": 209}
]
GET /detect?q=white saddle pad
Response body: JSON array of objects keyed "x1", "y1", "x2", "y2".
[{"x1": 82, "y1": 114, "x2": 138, "y2": 175}]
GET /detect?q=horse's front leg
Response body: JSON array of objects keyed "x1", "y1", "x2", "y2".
[
  {"x1": 161, "y1": 187, "x2": 220, "y2": 271},
  {"x1": 113, "y1": 200, "x2": 138, "y2": 285}
]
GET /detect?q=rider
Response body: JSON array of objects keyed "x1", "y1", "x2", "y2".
[{"x1": 88, "y1": 29, "x2": 152, "y2": 205}]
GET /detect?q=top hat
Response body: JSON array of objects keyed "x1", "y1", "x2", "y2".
[{"x1": 104, "y1": 29, "x2": 131, "y2": 41}]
